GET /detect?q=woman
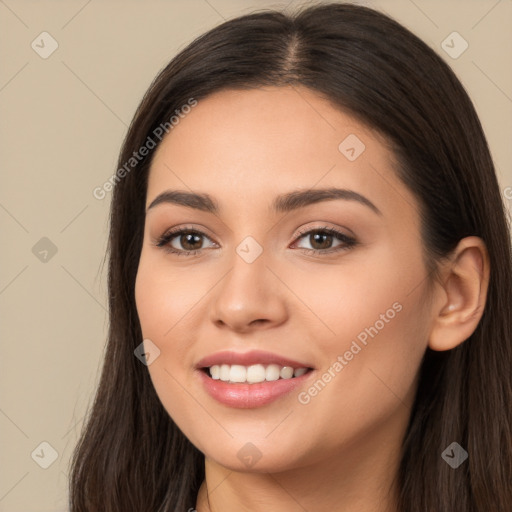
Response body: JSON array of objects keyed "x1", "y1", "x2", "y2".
[{"x1": 69, "y1": 2, "x2": 512, "y2": 511}]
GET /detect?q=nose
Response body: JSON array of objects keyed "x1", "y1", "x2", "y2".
[{"x1": 209, "y1": 246, "x2": 289, "y2": 333}]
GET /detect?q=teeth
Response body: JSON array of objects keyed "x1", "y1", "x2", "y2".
[
  {"x1": 294, "y1": 367, "x2": 308, "y2": 377},
  {"x1": 247, "y1": 364, "x2": 266, "y2": 383},
  {"x1": 280, "y1": 366, "x2": 294, "y2": 379},
  {"x1": 266, "y1": 364, "x2": 280, "y2": 381},
  {"x1": 210, "y1": 365, "x2": 220, "y2": 379},
  {"x1": 229, "y1": 364, "x2": 247, "y2": 383},
  {"x1": 208, "y1": 364, "x2": 309, "y2": 384},
  {"x1": 220, "y1": 364, "x2": 230, "y2": 381}
]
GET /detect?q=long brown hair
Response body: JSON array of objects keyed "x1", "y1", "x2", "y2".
[{"x1": 69, "y1": 2, "x2": 512, "y2": 510}]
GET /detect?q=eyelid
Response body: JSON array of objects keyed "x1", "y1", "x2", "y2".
[{"x1": 292, "y1": 223, "x2": 355, "y2": 242}]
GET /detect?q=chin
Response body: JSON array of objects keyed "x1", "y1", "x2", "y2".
[{"x1": 199, "y1": 436, "x2": 313, "y2": 474}]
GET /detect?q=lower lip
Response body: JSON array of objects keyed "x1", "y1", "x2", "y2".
[{"x1": 197, "y1": 369, "x2": 314, "y2": 408}]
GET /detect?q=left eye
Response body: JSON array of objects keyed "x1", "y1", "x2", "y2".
[{"x1": 292, "y1": 227, "x2": 356, "y2": 253}]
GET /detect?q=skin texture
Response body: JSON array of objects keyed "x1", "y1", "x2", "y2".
[{"x1": 134, "y1": 86, "x2": 489, "y2": 512}]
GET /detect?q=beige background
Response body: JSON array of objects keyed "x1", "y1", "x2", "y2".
[{"x1": 1, "y1": 0, "x2": 511, "y2": 510}]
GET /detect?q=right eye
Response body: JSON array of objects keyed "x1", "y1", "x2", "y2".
[{"x1": 156, "y1": 227, "x2": 217, "y2": 256}]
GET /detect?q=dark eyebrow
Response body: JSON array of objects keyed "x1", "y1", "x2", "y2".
[
  {"x1": 272, "y1": 188, "x2": 381, "y2": 215},
  {"x1": 146, "y1": 187, "x2": 382, "y2": 216}
]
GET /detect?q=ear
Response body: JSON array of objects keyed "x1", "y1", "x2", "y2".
[{"x1": 428, "y1": 236, "x2": 490, "y2": 351}]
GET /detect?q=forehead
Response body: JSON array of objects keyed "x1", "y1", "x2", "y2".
[
  {"x1": 146, "y1": 85, "x2": 416, "y2": 220},
  {"x1": 151, "y1": 85, "x2": 373, "y2": 165}
]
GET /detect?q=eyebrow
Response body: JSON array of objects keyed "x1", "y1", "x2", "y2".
[{"x1": 146, "y1": 187, "x2": 382, "y2": 216}]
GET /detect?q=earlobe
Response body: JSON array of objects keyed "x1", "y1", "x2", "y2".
[{"x1": 428, "y1": 236, "x2": 490, "y2": 352}]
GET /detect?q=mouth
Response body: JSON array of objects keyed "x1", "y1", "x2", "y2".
[
  {"x1": 200, "y1": 364, "x2": 314, "y2": 384},
  {"x1": 195, "y1": 350, "x2": 315, "y2": 408}
]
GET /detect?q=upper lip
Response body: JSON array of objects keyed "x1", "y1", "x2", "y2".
[{"x1": 195, "y1": 350, "x2": 314, "y2": 369}]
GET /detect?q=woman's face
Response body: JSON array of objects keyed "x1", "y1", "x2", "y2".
[{"x1": 135, "y1": 85, "x2": 434, "y2": 473}]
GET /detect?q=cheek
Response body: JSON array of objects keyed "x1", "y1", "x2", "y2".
[
  {"x1": 134, "y1": 252, "x2": 208, "y2": 344},
  {"x1": 134, "y1": 255, "x2": 187, "y2": 375},
  {"x1": 133, "y1": 252, "x2": 222, "y2": 383},
  {"x1": 312, "y1": 273, "x2": 430, "y2": 433},
  {"x1": 291, "y1": 295, "x2": 429, "y2": 464},
  {"x1": 135, "y1": 269, "x2": 175, "y2": 340},
  {"x1": 134, "y1": 256, "x2": 207, "y2": 443},
  {"x1": 297, "y1": 247, "x2": 430, "y2": 424},
  {"x1": 284, "y1": 250, "x2": 424, "y2": 360}
]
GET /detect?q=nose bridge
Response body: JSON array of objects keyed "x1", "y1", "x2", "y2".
[{"x1": 210, "y1": 234, "x2": 288, "y2": 330}]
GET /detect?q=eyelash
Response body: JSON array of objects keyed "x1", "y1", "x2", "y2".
[{"x1": 155, "y1": 225, "x2": 358, "y2": 257}]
